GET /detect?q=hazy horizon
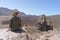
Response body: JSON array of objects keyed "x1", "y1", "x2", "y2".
[{"x1": 0, "y1": 0, "x2": 60, "y2": 16}]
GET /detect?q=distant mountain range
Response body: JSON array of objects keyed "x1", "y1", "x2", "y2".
[
  {"x1": 0, "y1": 7, "x2": 60, "y2": 29},
  {"x1": 0, "y1": 7, "x2": 25, "y2": 16}
]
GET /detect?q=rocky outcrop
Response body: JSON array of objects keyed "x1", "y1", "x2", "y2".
[
  {"x1": 0, "y1": 29, "x2": 29, "y2": 40},
  {"x1": 28, "y1": 29, "x2": 60, "y2": 40}
]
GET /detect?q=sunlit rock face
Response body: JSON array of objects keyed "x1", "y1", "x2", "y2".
[
  {"x1": 23, "y1": 25, "x2": 60, "y2": 40},
  {"x1": 0, "y1": 29, "x2": 29, "y2": 40},
  {"x1": 0, "y1": 28, "x2": 60, "y2": 40},
  {"x1": 28, "y1": 29, "x2": 60, "y2": 40}
]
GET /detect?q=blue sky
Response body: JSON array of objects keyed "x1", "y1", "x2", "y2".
[{"x1": 0, "y1": 0, "x2": 60, "y2": 16}]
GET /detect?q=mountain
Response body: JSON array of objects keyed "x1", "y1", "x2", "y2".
[
  {"x1": 0, "y1": 7, "x2": 60, "y2": 29},
  {"x1": 19, "y1": 14, "x2": 60, "y2": 28},
  {"x1": 0, "y1": 7, "x2": 25, "y2": 16}
]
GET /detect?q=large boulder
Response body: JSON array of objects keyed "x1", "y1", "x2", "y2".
[{"x1": 0, "y1": 29, "x2": 29, "y2": 40}]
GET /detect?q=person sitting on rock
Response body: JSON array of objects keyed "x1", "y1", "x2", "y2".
[
  {"x1": 9, "y1": 11, "x2": 22, "y2": 32},
  {"x1": 37, "y1": 15, "x2": 53, "y2": 31},
  {"x1": 37, "y1": 15, "x2": 47, "y2": 31}
]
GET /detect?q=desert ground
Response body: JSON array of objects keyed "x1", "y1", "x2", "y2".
[{"x1": 0, "y1": 16, "x2": 60, "y2": 40}]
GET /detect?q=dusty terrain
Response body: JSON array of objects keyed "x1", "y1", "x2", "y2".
[{"x1": 0, "y1": 16, "x2": 60, "y2": 40}]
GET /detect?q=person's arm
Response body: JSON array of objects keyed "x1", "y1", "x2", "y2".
[
  {"x1": 18, "y1": 17, "x2": 22, "y2": 27},
  {"x1": 9, "y1": 18, "x2": 13, "y2": 30}
]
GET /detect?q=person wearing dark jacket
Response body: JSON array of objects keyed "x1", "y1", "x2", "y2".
[
  {"x1": 9, "y1": 11, "x2": 22, "y2": 32},
  {"x1": 37, "y1": 15, "x2": 48, "y2": 31},
  {"x1": 39, "y1": 15, "x2": 47, "y2": 31}
]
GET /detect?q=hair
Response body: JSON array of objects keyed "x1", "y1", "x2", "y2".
[{"x1": 13, "y1": 12, "x2": 19, "y2": 16}]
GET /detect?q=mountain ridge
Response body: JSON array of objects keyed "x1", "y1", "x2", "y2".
[
  {"x1": 0, "y1": 7, "x2": 25, "y2": 16},
  {"x1": 0, "y1": 7, "x2": 60, "y2": 29}
]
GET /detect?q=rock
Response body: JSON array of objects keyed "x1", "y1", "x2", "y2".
[
  {"x1": 29, "y1": 29, "x2": 60, "y2": 40},
  {"x1": 0, "y1": 29, "x2": 29, "y2": 40}
]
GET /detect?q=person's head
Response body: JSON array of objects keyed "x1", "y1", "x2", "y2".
[
  {"x1": 13, "y1": 12, "x2": 19, "y2": 16},
  {"x1": 42, "y1": 15, "x2": 46, "y2": 19}
]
